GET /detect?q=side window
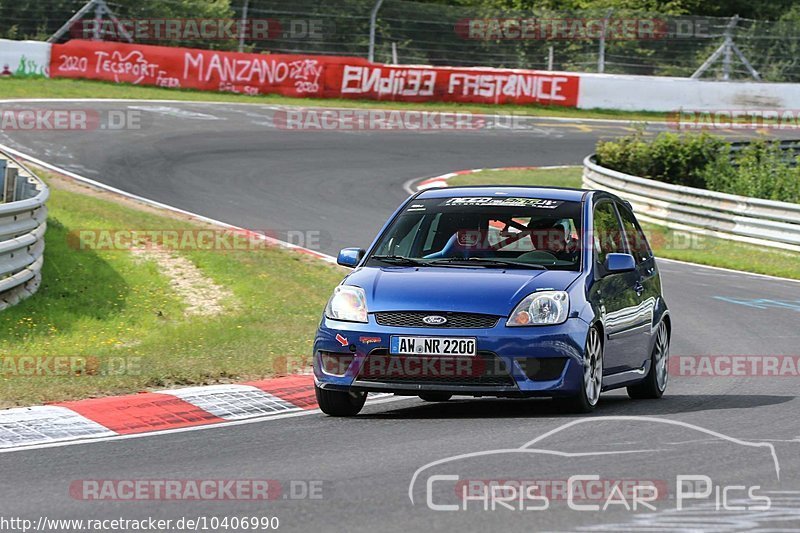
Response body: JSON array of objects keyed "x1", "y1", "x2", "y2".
[
  {"x1": 618, "y1": 204, "x2": 653, "y2": 264},
  {"x1": 593, "y1": 201, "x2": 625, "y2": 268}
]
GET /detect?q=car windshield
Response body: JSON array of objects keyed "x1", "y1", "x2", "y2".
[{"x1": 369, "y1": 196, "x2": 582, "y2": 271}]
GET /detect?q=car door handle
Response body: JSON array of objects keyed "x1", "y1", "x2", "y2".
[{"x1": 634, "y1": 281, "x2": 644, "y2": 296}]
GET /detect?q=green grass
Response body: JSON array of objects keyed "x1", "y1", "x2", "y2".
[
  {"x1": 0, "y1": 77, "x2": 667, "y2": 121},
  {"x1": 449, "y1": 167, "x2": 800, "y2": 280},
  {"x1": 0, "y1": 172, "x2": 344, "y2": 407},
  {"x1": 450, "y1": 167, "x2": 583, "y2": 188}
]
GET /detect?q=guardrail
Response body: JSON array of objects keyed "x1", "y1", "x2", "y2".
[
  {"x1": 582, "y1": 154, "x2": 800, "y2": 253},
  {"x1": 729, "y1": 139, "x2": 800, "y2": 165},
  {"x1": 0, "y1": 151, "x2": 48, "y2": 311}
]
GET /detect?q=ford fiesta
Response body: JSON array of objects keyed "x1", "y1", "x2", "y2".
[{"x1": 313, "y1": 186, "x2": 671, "y2": 416}]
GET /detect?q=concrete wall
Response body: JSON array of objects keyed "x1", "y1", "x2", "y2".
[
  {"x1": 0, "y1": 39, "x2": 51, "y2": 77},
  {"x1": 4, "y1": 38, "x2": 800, "y2": 113},
  {"x1": 577, "y1": 72, "x2": 800, "y2": 111}
]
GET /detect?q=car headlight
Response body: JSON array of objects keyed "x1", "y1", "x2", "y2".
[
  {"x1": 325, "y1": 285, "x2": 368, "y2": 323},
  {"x1": 507, "y1": 291, "x2": 569, "y2": 326}
]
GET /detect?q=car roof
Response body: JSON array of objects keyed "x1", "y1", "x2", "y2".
[{"x1": 417, "y1": 185, "x2": 590, "y2": 202}]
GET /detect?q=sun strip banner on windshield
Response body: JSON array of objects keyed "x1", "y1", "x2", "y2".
[{"x1": 441, "y1": 197, "x2": 564, "y2": 208}]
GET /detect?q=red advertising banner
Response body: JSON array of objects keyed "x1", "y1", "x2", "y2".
[
  {"x1": 50, "y1": 40, "x2": 362, "y2": 98},
  {"x1": 50, "y1": 40, "x2": 579, "y2": 107},
  {"x1": 336, "y1": 64, "x2": 579, "y2": 106}
]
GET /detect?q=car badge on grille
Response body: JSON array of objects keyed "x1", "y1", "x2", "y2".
[{"x1": 422, "y1": 315, "x2": 448, "y2": 325}]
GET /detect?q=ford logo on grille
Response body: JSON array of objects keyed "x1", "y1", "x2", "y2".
[{"x1": 422, "y1": 315, "x2": 448, "y2": 325}]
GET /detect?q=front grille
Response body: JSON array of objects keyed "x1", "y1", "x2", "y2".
[
  {"x1": 356, "y1": 349, "x2": 515, "y2": 387},
  {"x1": 374, "y1": 311, "x2": 500, "y2": 329}
]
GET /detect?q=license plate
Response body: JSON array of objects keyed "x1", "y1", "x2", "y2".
[{"x1": 390, "y1": 336, "x2": 477, "y2": 356}]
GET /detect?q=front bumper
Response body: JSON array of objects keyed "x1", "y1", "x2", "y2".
[{"x1": 313, "y1": 315, "x2": 589, "y2": 397}]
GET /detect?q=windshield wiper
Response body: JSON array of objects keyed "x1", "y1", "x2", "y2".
[
  {"x1": 427, "y1": 258, "x2": 548, "y2": 270},
  {"x1": 371, "y1": 255, "x2": 428, "y2": 266}
]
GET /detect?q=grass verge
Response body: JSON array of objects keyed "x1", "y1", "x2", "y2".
[
  {"x1": 0, "y1": 170, "x2": 343, "y2": 408},
  {"x1": 0, "y1": 77, "x2": 666, "y2": 122},
  {"x1": 449, "y1": 167, "x2": 800, "y2": 280}
]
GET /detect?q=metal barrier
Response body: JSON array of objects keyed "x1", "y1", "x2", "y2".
[
  {"x1": 582, "y1": 154, "x2": 800, "y2": 253},
  {"x1": 729, "y1": 139, "x2": 800, "y2": 165},
  {"x1": 0, "y1": 151, "x2": 48, "y2": 311}
]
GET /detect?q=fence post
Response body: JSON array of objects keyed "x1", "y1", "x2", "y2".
[
  {"x1": 691, "y1": 15, "x2": 753, "y2": 80},
  {"x1": 93, "y1": 1, "x2": 103, "y2": 40},
  {"x1": 597, "y1": 9, "x2": 612, "y2": 73},
  {"x1": 238, "y1": 0, "x2": 250, "y2": 53},
  {"x1": 48, "y1": 0, "x2": 98, "y2": 42},
  {"x1": 3, "y1": 166, "x2": 17, "y2": 204},
  {"x1": 48, "y1": 0, "x2": 132, "y2": 43},
  {"x1": 368, "y1": 0, "x2": 385, "y2": 63},
  {"x1": 722, "y1": 15, "x2": 737, "y2": 80}
]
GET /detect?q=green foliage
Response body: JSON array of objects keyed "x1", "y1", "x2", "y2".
[
  {"x1": 436, "y1": 0, "x2": 796, "y2": 19},
  {"x1": 0, "y1": 0, "x2": 234, "y2": 45},
  {"x1": 735, "y1": 5, "x2": 800, "y2": 83},
  {"x1": 701, "y1": 141, "x2": 800, "y2": 203},
  {"x1": 2, "y1": 0, "x2": 799, "y2": 80},
  {"x1": 596, "y1": 130, "x2": 726, "y2": 188},
  {"x1": 596, "y1": 131, "x2": 800, "y2": 203}
]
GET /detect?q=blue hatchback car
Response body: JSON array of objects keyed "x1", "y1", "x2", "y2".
[{"x1": 313, "y1": 186, "x2": 670, "y2": 416}]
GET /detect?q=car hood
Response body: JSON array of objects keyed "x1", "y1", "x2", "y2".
[{"x1": 345, "y1": 266, "x2": 581, "y2": 316}]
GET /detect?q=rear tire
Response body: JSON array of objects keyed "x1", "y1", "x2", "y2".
[
  {"x1": 628, "y1": 321, "x2": 670, "y2": 400},
  {"x1": 562, "y1": 326, "x2": 603, "y2": 414},
  {"x1": 419, "y1": 393, "x2": 452, "y2": 402},
  {"x1": 315, "y1": 385, "x2": 366, "y2": 416}
]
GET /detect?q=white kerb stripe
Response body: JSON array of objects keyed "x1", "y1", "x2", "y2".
[
  {"x1": 0, "y1": 406, "x2": 116, "y2": 449},
  {"x1": 154, "y1": 384, "x2": 301, "y2": 420}
]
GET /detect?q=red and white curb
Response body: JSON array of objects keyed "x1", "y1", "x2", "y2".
[
  {"x1": 0, "y1": 145, "x2": 394, "y2": 452},
  {"x1": 407, "y1": 165, "x2": 577, "y2": 194},
  {"x1": 0, "y1": 159, "x2": 571, "y2": 450},
  {"x1": 4, "y1": 127, "x2": 796, "y2": 451},
  {"x1": 0, "y1": 375, "x2": 391, "y2": 451}
]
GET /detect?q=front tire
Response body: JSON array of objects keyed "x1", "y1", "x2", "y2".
[
  {"x1": 315, "y1": 385, "x2": 366, "y2": 416},
  {"x1": 563, "y1": 325, "x2": 603, "y2": 413},
  {"x1": 419, "y1": 393, "x2": 452, "y2": 402},
  {"x1": 628, "y1": 321, "x2": 669, "y2": 400}
]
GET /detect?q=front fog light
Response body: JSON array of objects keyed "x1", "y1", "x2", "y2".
[{"x1": 507, "y1": 291, "x2": 569, "y2": 326}]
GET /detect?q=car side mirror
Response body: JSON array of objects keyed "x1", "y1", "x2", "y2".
[
  {"x1": 337, "y1": 247, "x2": 365, "y2": 268},
  {"x1": 604, "y1": 253, "x2": 636, "y2": 274}
]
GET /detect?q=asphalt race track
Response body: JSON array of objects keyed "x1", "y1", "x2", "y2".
[{"x1": 2, "y1": 101, "x2": 800, "y2": 532}]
